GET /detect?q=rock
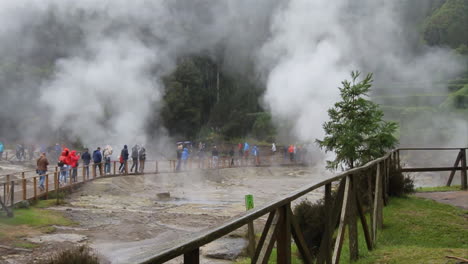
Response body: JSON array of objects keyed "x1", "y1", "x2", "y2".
[
  {"x1": 27, "y1": 234, "x2": 87, "y2": 244},
  {"x1": 66, "y1": 208, "x2": 72, "y2": 211},
  {"x1": 156, "y1": 192, "x2": 170, "y2": 199},
  {"x1": 202, "y1": 237, "x2": 248, "y2": 260}
]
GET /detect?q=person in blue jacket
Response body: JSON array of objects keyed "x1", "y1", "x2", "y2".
[
  {"x1": 181, "y1": 146, "x2": 190, "y2": 170},
  {"x1": 92, "y1": 147, "x2": 103, "y2": 176},
  {"x1": 119, "y1": 145, "x2": 129, "y2": 173},
  {"x1": 243, "y1": 142, "x2": 250, "y2": 159},
  {"x1": 0, "y1": 141, "x2": 4, "y2": 160},
  {"x1": 81, "y1": 148, "x2": 91, "y2": 178}
]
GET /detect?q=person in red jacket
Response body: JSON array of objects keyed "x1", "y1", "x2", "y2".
[
  {"x1": 58, "y1": 149, "x2": 69, "y2": 184},
  {"x1": 69, "y1": 150, "x2": 80, "y2": 182}
]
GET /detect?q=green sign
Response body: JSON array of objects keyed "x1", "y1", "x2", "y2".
[{"x1": 245, "y1": 194, "x2": 254, "y2": 210}]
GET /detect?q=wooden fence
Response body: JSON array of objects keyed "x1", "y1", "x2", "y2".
[{"x1": 124, "y1": 147, "x2": 466, "y2": 264}]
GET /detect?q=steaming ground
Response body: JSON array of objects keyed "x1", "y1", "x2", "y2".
[{"x1": 1, "y1": 166, "x2": 332, "y2": 264}]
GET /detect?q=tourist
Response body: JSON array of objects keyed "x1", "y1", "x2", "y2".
[
  {"x1": 288, "y1": 145, "x2": 295, "y2": 162},
  {"x1": 130, "y1": 145, "x2": 139, "y2": 173},
  {"x1": 0, "y1": 140, "x2": 4, "y2": 160},
  {"x1": 36, "y1": 152, "x2": 49, "y2": 191},
  {"x1": 271, "y1": 143, "x2": 276, "y2": 154},
  {"x1": 54, "y1": 143, "x2": 62, "y2": 161},
  {"x1": 119, "y1": 145, "x2": 129, "y2": 173},
  {"x1": 70, "y1": 150, "x2": 80, "y2": 182},
  {"x1": 138, "y1": 147, "x2": 146, "y2": 173},
  {"x1": 81, "y1": 148, "x2": 91, "y2": 178},
  {"x1": 92, "y1": 147, "x2": 103, "y2": 176},
  {"x1": 243, "y1": 142, "x2": 250, "y2": 162},
  {"x1": 181, "y1": 145, "x2": 190, "y2": 170},
  {"x1": 212, "y1": 146, "x2": 219, "y2": 168},
  {"x1": 58, "y1": 148, "x2": 70, "y2": 184},
  {"x1": 176, "y1": 144, "x2": 183, "y2": 172},
  {"x1": 103, "y1": 145, "x2": 113, "y2": 174},
  {"x1": 229, "y1": 147, "x2": 235, "y2": 167},
  {"x1": 252, "y1": 146, "x2": 260, "y2": 166}
]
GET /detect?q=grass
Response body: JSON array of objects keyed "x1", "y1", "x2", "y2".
[
  {"x1": 236, "y1": 196, "x2": 467, "y2": 263},
  {"x1": 415, "y1": 185, "x2": 462, "y2": 192},
  {"x1": 341, "y1": 196, "x2": 468, "y2": 263},
  {"x1": 0, "y1": 199, "x2": 74, "y2": 248}
]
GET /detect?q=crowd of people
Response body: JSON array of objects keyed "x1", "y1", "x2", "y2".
[
  {"x1": 173, "y1": 141, "x2": 306, "y2": 171},
  {"x1": 24, "y1": 143, "x2": 147, "y2": 191}
]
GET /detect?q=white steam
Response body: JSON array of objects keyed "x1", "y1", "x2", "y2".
[{"x1": 0, "y1": 0, "x2": 464, "y2": 148}]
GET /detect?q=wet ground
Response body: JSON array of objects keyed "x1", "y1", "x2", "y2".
[
  {"x1": 1, "y1": 165, "x2": 332, "y2": 264},
  {"x1": 415, "y1": 191, "x2": 468, "y2": 210}
]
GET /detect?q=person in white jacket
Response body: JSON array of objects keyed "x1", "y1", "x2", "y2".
[{"x1": 103, "y1": 145, "x2": 113, "y2": 174}]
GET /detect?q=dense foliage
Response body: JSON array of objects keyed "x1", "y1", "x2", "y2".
[
  {"x1": 317, "y1": 72, "x2": 398, "y2": 170},
  {"x1": 159, "y1": 56, "x2": 273, "y2": 141}
]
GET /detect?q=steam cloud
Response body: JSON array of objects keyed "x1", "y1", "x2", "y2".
[{"x1": 0, "y1": 0, "x2": 464, "y2": 148}]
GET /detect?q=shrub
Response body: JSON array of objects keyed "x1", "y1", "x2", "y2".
[
  {"x1": 389, "y1": 171, "x2": 415, "y2": 197},
  {"x1": 293, "y1": 199, "x2": 326, "y2": 256},
  {"x1": 39, "y1": 245, "x2": 99, "y2": 264}
]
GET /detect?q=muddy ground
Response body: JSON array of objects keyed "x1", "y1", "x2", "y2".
[{"x1": 1, "y1": 164, "x2": 333, "y2": 264}]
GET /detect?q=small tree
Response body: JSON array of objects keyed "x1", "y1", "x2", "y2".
[{"x1": 316, "y1": 71, "x2": 398, "y2": 170}]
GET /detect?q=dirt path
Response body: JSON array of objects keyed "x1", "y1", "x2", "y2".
[{"x1": 414, "y1": 191, "x2": 468, "y2": 210}]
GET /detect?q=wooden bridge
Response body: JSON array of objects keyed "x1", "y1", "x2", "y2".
[{"x1": 0, "y1": 148, "x2": 467, "y2": 263}]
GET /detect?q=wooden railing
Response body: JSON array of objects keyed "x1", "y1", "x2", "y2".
[{"x1": 124, "y1": 147, "x2": 467, "y2": 264}]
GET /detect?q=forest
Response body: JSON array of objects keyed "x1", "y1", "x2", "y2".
[{"x1": 157, "y1": 0, "x2": 468, "y2": 143}]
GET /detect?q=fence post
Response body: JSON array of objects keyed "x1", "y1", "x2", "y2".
[
  {"x1": 10, "y1": 181, "x2": 14, "y2": 214},
  {"x1": 276, "y1": 203, "x2": 292, "y2": 264},
  {"x1": 113, "y1": 161, "x2": 117, "y2": 175},
  {"x1": 45, "y1": 174, "x2": 49, "y2": 199},
  {"x1": 461, "y1": 148, "x2": 467, "y2": 190},
  {"x1": 323, "y1": 183, "x2": 333, "y2": 264},
  {"x1": 22, "y1": 172, "x2": 26, "y2": 200},
  {"x1": 82, "y1": 166, "x2": 86, "y2": 182},
  {"x1": 33, "y1": 177, "x2": 37, "y2": 200},
  {"x1": 184, "y1": 248, "x2": 199, "y2": 264},
  {"x1": 55, "y1": 172, "x2": 59, "y2": 205}
]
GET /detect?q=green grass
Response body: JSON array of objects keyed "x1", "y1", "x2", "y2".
[
  {"x1": 13, "y1": 242, "x2": 39, "y2": 249},
  {"x1": 0, "y1": 206, "x2": 73, "y2": 227},
  {"x1": 0, "y1": 199, "x2": 74, "y2": 246},
  {"x1": 341, "y1": 196, "x2": 468, "y2": 263},
  {"x1": 415, "y1": 185, "x2": 462, "y2": 192}
]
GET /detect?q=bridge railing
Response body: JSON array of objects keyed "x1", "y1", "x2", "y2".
[{"x1": 0, "y1": 154, "x2": 306, "y2": 211}]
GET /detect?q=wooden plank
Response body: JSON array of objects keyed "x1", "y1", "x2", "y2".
[
  {"x1": 398, "y1": 147, "x2": 466, "y2": 151},
  {"x1": 372, "y1": 163, "x2": 381, "y2": 245},
  {"x1": 255, "y1": 211, "x2": 280, "y2": 264},
  {"x1": 318, "y1": 179, "x2": 346, "y2": 264},
  {"x1": 446, "y1": 151, "x2": 461, "y2": 186},
  {"x1": 355, "y1": 185, "x2": 372, "y2": 250},
  {"x1": 289, "y1": 207, "x2": 314, "y2": 264},
  {"x1": 348, "y1": 175, "x2": 358, "y2": 261},
  {"x1": 461, "y1": 149, "x2": 467, "y2": 190},
  {"x1": 401, "y1": 167, "x2": 465, "y2": 172},
  {"x1": 276, "y1": 204, "x2": 291, "y2": 264},
  {"x1": 183, "y1": 248, "x2": 199, "y2": 264},
  {"x1": 252, "y1": 211, "x2": 276, "y2": 263},
  {"x1": 332, "y1": 176, "x2": 351, "y2": 264},
  {"x1": 10, "y1": 181, "x2": 14, "y2": 216}
]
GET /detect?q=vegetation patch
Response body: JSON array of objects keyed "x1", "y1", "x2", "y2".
[
  {"x1": 0, "y1": 199, "x2": 74, "y2": 246},
  {"x1": 39, "y1": 245, "x2": 99, "y2": 264},
  {"x1": 416, "y1": 185, "x2": 462, "y2": 192},
  {"x1": 341, "y1": 196, "x2": 468, "y2": 263}
]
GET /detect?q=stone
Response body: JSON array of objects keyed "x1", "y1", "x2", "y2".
[
  {"x1": 27, "y1": 234, "x2": 87, "y2": 244},
  {"x1": 202, "y1": 237, "x2": 248, "y2": 261}
]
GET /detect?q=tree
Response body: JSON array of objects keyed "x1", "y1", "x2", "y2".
[{"x1": 316, "y1": 71, "x2": 398, "y2": 170}]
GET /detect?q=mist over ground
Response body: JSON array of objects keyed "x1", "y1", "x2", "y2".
[{"x1": 0, "y1": 0, "x2": 464, "y2": 150}]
